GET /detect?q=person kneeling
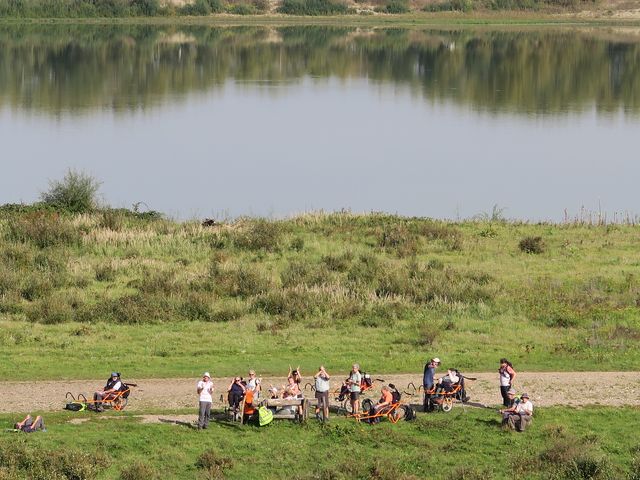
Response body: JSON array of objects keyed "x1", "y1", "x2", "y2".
[{"x1": 500, "y1": 392, "x2": 533, "y2": 432}]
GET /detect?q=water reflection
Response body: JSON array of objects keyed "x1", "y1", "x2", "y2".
[{"x1": 1, "y1": 25, "x2": 639, "y2": 115}]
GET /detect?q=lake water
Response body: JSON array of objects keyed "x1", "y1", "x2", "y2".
[{"x1": 1, "y1": 24, "x2": 639, "y2": 221}]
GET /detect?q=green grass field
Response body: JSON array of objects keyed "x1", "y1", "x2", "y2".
[
  {"x1": 1, "y1": 208, "x2": 639, "y2": 380},
  {"x1": 1, "y1": 406, "x2": 639, "y2": 479}
]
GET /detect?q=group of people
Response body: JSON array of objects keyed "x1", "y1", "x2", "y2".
[
  {"x1": 422, "y1": 356, "x2": 532, "y2": 431},
  {"x1": 11, "y1": 357, "x2": 533, "y2": 433},
  {"x1": 195, "y1": 363, "x2": 387, "y2": 428}
]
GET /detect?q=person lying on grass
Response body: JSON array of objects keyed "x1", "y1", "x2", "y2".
[{"x1": 14, "y1": 414, "x2": 46, "y2": 433}]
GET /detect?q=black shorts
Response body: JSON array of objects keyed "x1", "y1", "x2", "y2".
[{"x1": 350, "y1": 391, "x2": 360, "y2": 401}]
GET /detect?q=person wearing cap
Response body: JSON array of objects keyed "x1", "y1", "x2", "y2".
[
  {"x1": 500, "y1": 392, "x2": 533, "y2": 432},
  {"x1": 197, "y1": 372, "x2": 214, "y2": 429},
  {"x1": 423, "y1": 357, "x2": 441, "y2": 412},
  {"x1": 93, "y1": 372, "x2": 122, "y2": 412}
]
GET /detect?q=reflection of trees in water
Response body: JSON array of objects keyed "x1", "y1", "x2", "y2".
[{"x1": 0, "y1": 25, "x2": 638, "y2": 115}]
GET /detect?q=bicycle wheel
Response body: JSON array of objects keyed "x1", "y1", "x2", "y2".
[
  {"x1": 389, "y1": 405, "x2": 406, "y2": 423},
  {"x1": 442, "y1": 397, "x2": 453, "y2": 412},
  {"x1": 113, "y1": 397, "x2": 128, "y2": 411},
  {"x1": 341, "y1": 398, "x2": 353, "y2": 416},
  {"x1": 362, "y1": 398, "x2": 374, "y2": 413}
]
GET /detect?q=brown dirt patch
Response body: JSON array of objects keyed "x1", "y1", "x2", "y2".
[{"x1": 2, "y1": 372, "x2": 638, "y2": 414}]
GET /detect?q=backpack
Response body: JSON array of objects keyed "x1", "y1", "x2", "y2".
[
  {"x1": 258, "y1": 406, "x2": 273, "y2": 427},
  {"x1": 388, "y1": 384, "x2": 401, "y2": 403},
  {"x1": 361, "y1": 373, "x2": 373, "y2": 389},
  {"x1": 120, "y1": 383, "x2": 131, "y2": 399},
  {"x1": 64, "y1": 402, "x2": 86, "y2": 412},
  {"x1": 403, "y1": 405, "x2": 416, "y2": 421}
]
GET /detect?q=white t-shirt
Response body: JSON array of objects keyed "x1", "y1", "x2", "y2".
[
  {"x1": 197, "y1": 380, "x2": 214, "y2": 403},
  {"x1": 516, "y1": 400, "x2": 533, "y2": 416},
  {"x1": 247, "y1": 377, "x2": 261, "y2": 393}
]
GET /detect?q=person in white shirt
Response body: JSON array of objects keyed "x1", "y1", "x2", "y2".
[
  {"x1": 197, "y1": 372, "x2": 214, "y2": 429},
  {"x1": 500, "y1": 392, "x2": 533, "y2": 431},
  {"x1": 246, "y1": 370, "x2": 261, "y2": 399}
]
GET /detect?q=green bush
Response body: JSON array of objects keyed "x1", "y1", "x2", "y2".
[
  {"x1": 227, "y1": 2, "x2": 255, "y2": 13},
  {"x1": 519, "y1": 236, "x2": 545, "y2": 254},
  {"x1": 278, "y1": 0, "x2": 349, "y2": 15},
  {"x1": 233, "y1": 220, "x2": 283, "y2": 252},
  {"x1": 378, "y1": 0, "x2": 410, "y2": 13},
  {"x1": 6, "y1": 212, "x2": 80, "y2": 249},
  {"x1": 120, "y1": 461, "x2": 159, "y2": 480},
  {"x1": 40, "y1": 170, "x2": 100, "y2": 213},
  {"x1": 179, "y1": 0, "x2": 212, "y2": 15}
]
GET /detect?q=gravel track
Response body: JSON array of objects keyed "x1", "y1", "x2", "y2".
[{"x1": 2, "y1": 372, "x2": 639, "y2": 414}]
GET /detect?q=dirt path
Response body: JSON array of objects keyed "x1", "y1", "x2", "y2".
[{"x1": 2, "y1": 372, "x2": 639, "y2": 414}]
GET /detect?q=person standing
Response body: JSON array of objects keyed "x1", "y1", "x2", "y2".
[
  {"x1": 314, "y1": 366, "x2": 331, "y2": 422},
  {"x1": 246, "y1": 370, "x2": 261, "y2": 399},
  {"x1": 499, "y1": 358, "x2": 517, "y2": 407},
  {"x1": 197, "y1": 372, "x2": 214, "y2": 429},
  {"x1": 348, "y1": 363, "x2": 362, "y2": 415},
  {"x1": 423, "y1": 357, "x2": 440, "y2": 412}
]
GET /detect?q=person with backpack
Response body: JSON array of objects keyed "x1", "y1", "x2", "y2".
[
  {"x1": 314, "y1": 366, "x2": 331, "y2": 422},
  {"x1": 93, "y1": 372, "x2": 122, "y2": 412},
  {"x1": 197, "y1": 372, "x2": 214, "y2": 429},
  {"x1": 499, "y1": 358, "x2": 517, "y2": 407},
  {"x1": 423, "y1": 357, "x2": 440, "y2": 412}
]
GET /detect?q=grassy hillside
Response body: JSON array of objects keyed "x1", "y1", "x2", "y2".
[
  {"x1": 0, "y1": 407, "x2": 638, "y2": 479},
  {"x1": 1, "y1": 206, "x2": 639, "y2": 380}
]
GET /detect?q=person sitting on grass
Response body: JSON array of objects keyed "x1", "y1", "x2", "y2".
[
  {"x1": 499, "y1": 392, "x2": 533, "y2": 432},
  {"x1": 14, "y1": 414, "x2": 46, "y2": 433},
  {"x1": 93, "y1": 372, "x2": 122, "y2": 412}
]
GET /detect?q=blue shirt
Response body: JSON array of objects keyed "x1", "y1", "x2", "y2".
[{"x1": 423, "y1": 362, "x2": 436, "y2": 388}]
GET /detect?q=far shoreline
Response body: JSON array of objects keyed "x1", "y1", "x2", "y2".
[{"x1": 2, "y1": 12, "x2": 640, "y2": 27}]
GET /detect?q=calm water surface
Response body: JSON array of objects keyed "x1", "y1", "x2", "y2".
[{"x1": 1, "y1": 25, "x2": 639, "y2": 220}]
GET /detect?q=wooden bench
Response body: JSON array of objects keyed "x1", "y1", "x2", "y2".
[{"x1": 253, "y1": 397, "x2": 318, "y2": 423}]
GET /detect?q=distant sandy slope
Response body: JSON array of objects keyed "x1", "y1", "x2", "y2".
[{"x1": 2, "y1": 372, "x2": 639, "y2": 414}]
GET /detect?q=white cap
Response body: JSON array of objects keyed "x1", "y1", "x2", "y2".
[
  {"x1": 432, "y1": 358, "x2": 441, "y2": 364},
  {"x1": 203, "y1": 372, "x2": 210, "y2": 378}
]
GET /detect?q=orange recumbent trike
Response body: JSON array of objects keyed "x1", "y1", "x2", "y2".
[
  {"x1": 347, "y1": 384, "x2": 414, "y2": 424},
  {"x1": 65, "y1": 381, "x2": 136, "y2": 412}
]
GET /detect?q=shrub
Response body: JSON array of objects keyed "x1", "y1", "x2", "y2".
[
  {"x1": 252, "y1": 0, "x2": 269, "y2": 10},
  {"x1": 278, "y1": 0, "x2": 349, "y2": 15},
  {"x1": 121, "y1": 461, "x2": 159, "y2": 480},
  {"x1": 196, "y1": 450, "x2": 233, "y2": 478},
  {"x1": 40, "y1": 169, "x2": 101, "y2": 213},
  {"x1": 210, "y1": 261, "x2": 272, "y2": 297},
  {"x1": 378, "y1": 0, "x2": 410, "y2": 12},
  {"x1": 6, "y1": 212, "x2": 81, "y2": 248},
  {"x1": 289, "y1": 236, "x2": 305, "y2": 251},
  {"x1": 179, "y1": 0, "x2": 211, "y2": 15},
  {"x1": 519, "y1": 236, "x2": 545, "y2": 254},
  {"x1": 322, "y1": 251, "x2": 353, "y2": 272},
  {"x1": 228, "y1": 2, "x2": 255, "y2": 13},
  {"x1": 130, "y1": 0, "x2": 160, "y2": 15},
  {"x1": 233, "y1": 220, "x2": 283, "y2": 252},
  {"x1": 95, "y1": 262, "x2": 117, "y2": 282},
  {"x1": 281, "y1": 260, "x2": 331, "y2": 288}
]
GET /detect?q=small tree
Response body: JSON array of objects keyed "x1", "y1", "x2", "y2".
[{"x1": 40, "y1": 169, "x2": 101, "y2": 213}]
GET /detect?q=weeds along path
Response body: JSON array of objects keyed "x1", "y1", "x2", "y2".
[{"x1": 2, "y1": 372, "x2": 639, "y2": 414}]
